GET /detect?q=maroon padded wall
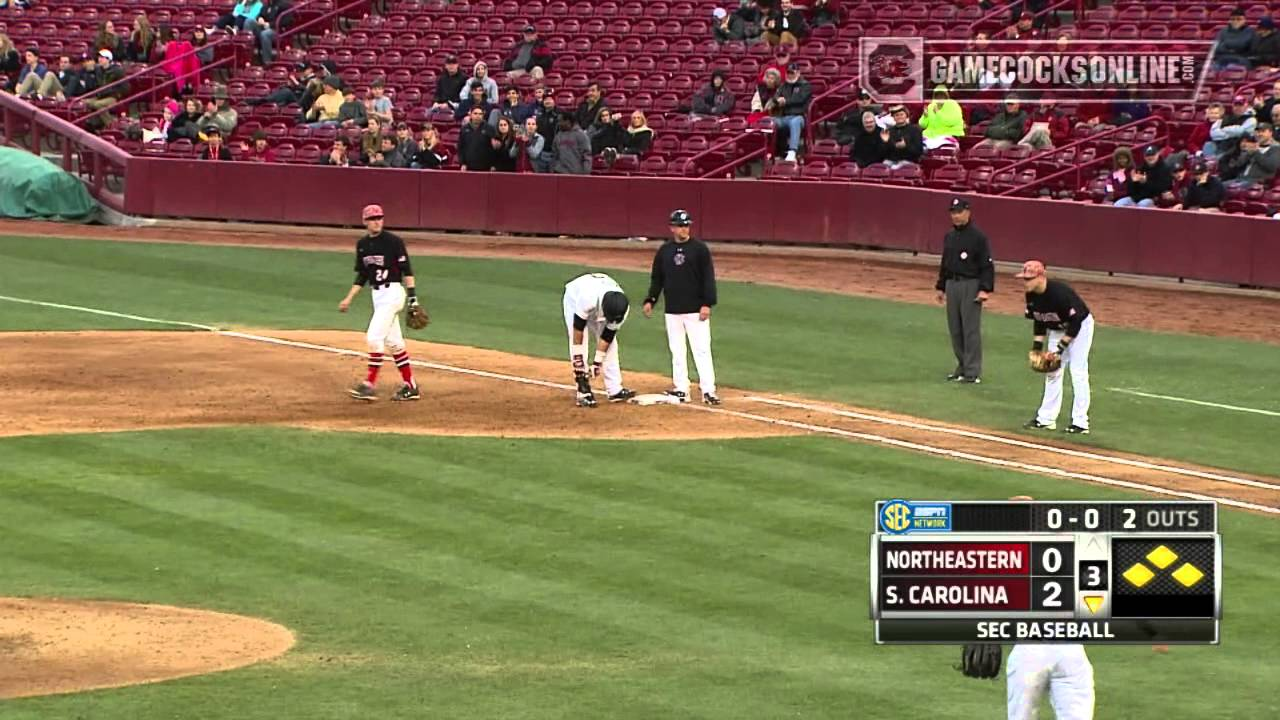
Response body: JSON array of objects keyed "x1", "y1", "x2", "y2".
[{"x1": 124, "y1": 160, "x2": 1279, "y2": 288}]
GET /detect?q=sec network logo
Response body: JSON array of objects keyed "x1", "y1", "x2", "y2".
[{"x1": 879, "y1": 499, "x2": 953, "y2": 534}]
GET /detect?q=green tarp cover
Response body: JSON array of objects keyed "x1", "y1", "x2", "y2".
[{"x1": 0, "y1": 147, "x2": 98, "y2": 221}]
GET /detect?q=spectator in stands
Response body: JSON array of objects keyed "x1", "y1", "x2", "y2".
[
  {"x1": 82, "y1": 50, "x2": 127, "y2": 123},
  {"x1": 809, "y1": 0, "x2": 840, "y2": 27},
  {"x1": 589, "y1": 107, "x2": 625, "y2": 164},
  {"x1": 125, "y1": 15, "x2": 156, "y2": 63},
  {"x1": 624, "y1": 110, "x2": 653, "y2": 156},
  {"x1": 491, "y1": 117, "x2": 519, "y2": 172},
  {"x1": 458, "y1": 106, "x2": 495, "y2": 171},
  {"x1": 214, "y1": 0, "x2": 265, "y2": 32},
  {"x1": 199, "y1": 126, "x2": 233, "y2": 160},
  {"x1": 849, "y1": 110, "x2": 888, "y2": 167},
  {"x1": 884, "y1": 104, "x2": 924, "y2": 167},
  {"x1": 1007, "y1": 11, "x2": 1039, "y2": 40},
  {"x1": 1022, "y1": 100, "x2": 1070, "y2": 150},
  {"x1": 94, "y1": 21, "x2": 124, "y2": 58},
  {"x1": 919, "y1": 84, "x2": 965, "y2": 152},
  {"x1": 394, "y1": 122, "x2": 415, "y2": 164},
  {"x1": 1228, "y1": 123, "x2": 1280, "y2": 188},
  {"x1": 144, "y1": 99, "x2": 179, "y2": 143},
  {"x1": 977, "y1": 97, "x2": 1028, "y2": 150},
  {"x1": 12, "y1": 47, "x2": 48, "y2": 99},
  {"x1": 1256, "y1": 80, "x2": 1280, "y2": 124},
  {"x1": 192, "y1": 28, "x2": 214, "y2": 65},
  {"x1": 1113, "y1": 165, "x2": 1158, "y2": 207},
  {"x1": 460, "y1": 61, "x2": 499, "y2": 104},
  {"x1": 456, "y1": 81, "x2": 494, "y2": 123},
  {"x1": 735, "y1": 0, "x2": 765, "y2": 38},
  {"x1": 239, "y1": 130, "x2": 277, "y2": 162},
  {"x1": 168, "y1": 97, "x2": 202, "y2": 141},
  {"x1": 31, "y1": 54, "x2": 76, "y2": 101},
  {"x1": 1163, "y1": 163, "x2": 1190, "y2": 207},
  {"x1": 1174, "y1": 160, "x2": 1225, "y2": 212},
  {"x1": 504, "y1": 25, "x2": 552, "y2": 80},
  {"x1": 760, "y1": 46, "x2": 792, "y2": 83},
  {"x1": 749, "y1": 67, "x2": 782, "y2": 125},
  {"x1": 712, "y1": 8, "x2": 747, "y2": 43},
  {"x1": 62, "y1": 54, "x2": 97, "y2": 99},
  {"x1": 551, "y1": 114, "x2": 592, "y2": 174},
  {"x1": 1111, "y1": 85, "x2": 1150, "y2": 125},
  {"x1": 491, "y1": 86, "x2": 535, "y2": 127},
  {"x1": 199, "y1": 86, "x2": 239, "y2": 137},
  {"x1": 518, "y1": 116, "x2": 548, "y2": 172},
  {"x1": 368, "y1": 134, "x2": 408, "y2": 168},
  {"x1": 1105, "y1": 147, "x2": 1132, "y2": 199},
  {"x1": 762, "y1": 0, "x2": 808, "y2": 48},
  {"x1": 338, "y1": 88, "x2": 367, "y2": 128},
  {"x1": 0, "y1": 34, "x2": 18, "y2": 77},
  {"x1": 157, "y1": 27, "x2": 200, "y2": 94},
  {"x1": 368, "y1": 80, "x2": 394, "y2": 126},
  {"x1": 412, "y1": 124, "x2": 448, "y2": 169},
  {"x1": 1135, "y1": 144, "x2": 1172, "y2": 191},
  {"x1": 691, "y1": 70, "x2": 734, "y2": 118},
  {"x1": 1212, "y1": 95, "x2": 1257, "y2": 158},
  {"x1": 536, "y1": 93, "x2": 560, "y2": 145},
  {"x1": 304, "y1": 76, "x2": 344, "y2": 127},
  {"x1": 433, "y1": 55, "x2": 465, "y2": 111},
  {"x1": 1214, "y1": 7, "x2": 1255, "y2": 69},
  {"x1": 575, "y1": 82, "x2": 605, "y2": 130},
  {"x1": 254, "y1": 0, "x2": 291, "y2": 66},
  {"x1": 359, "y1": 116, "x2": 384, "y2": 160},
  {"x1": 771, "y1": 64, "x2": 811, "y2": 162},
  {"x1": 1250, "y1": 17, "x2": 1280, "y2": 68},
  {"x1": 320, "y1": 138, "x2": 351, "y2": 166},
  {"x1": 249, "y1": 62, "x2": 316, "y2": 108},
  {"x1": 1189, "y1": 103, "x2": 1223, "y2": 157}
]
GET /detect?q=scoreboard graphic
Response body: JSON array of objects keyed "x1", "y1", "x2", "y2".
[{"x1": 870, "y1": 500, "x2": 1221, "y2": 644}]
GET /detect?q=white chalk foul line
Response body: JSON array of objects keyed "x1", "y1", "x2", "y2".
[
  {"x1": 1110, "y1": 387, "x2": 1280, "y2": 418},
  {"x1": 743, "y1": 396, "x2": 1280, "y2": 492},
  {"x1": 3, "y1": 294, "x2": 1278, "y2": 515}
]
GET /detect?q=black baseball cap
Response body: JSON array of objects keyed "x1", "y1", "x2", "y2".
[
  {"x1": 669, "y1": 208, "x2": 692, "y2": 226},
  {"x1": 948, "y1": 197, "x2": 971, "y2": 211},
  {"x1": 444, "y1": 54, "x2": 459, "y2": 63},
  {"x1": 1143, "y1": 144, "x2": 1162, "y2": 156},
  {"x1": 602, "y1": 291, "x2": 629, "y2": 324},
  {"x1": 1191, "y1": 159, "x2": 1210, "y2": 173},
  {"x1": 523, "y1": 24, "x2": 536, "y2": 32},
  {"x1": 858, "y1": 89, "x2": 872, "y2": 99},
  {"x1": 204, "y1": 125, "x2": 222, "y2": 136}
]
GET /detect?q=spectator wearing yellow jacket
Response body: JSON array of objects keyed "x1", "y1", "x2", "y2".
[{"x1": 919, "y1": 85, "x2": 966, "y2": 152}]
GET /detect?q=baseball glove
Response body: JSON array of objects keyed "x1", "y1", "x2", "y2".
[
  {"x1": 1028, "y1": 350, "x2": 1062, "y2": 373},
  {"x1": 406, "y1": 302, "x2": 430, "y2": 330},
  {"x1": 956, "y1": 643, "x2": 1003, "y2": 679}
]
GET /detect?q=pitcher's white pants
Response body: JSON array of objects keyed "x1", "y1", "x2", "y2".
[
  {"x1": 664, "y1": 313, "x2": 716, "y2": 396},
  {"x1": 563, "y1": 298, "x2": 623, "y2": 396},
  {"x1": 1007, "y1": 645, "x2": 1094, "y2": 720},
  {"x1": 368, "y1": 284, "x2": 407, "y2": 355},
  {"x1": 1036, "y1": 315, "x2": 1094, "y2": 430}
]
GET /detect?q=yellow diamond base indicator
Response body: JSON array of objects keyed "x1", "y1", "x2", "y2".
[
  {"x1": 1123, "y1": 563, "x2": 1156, "y2": 588},
  {"x1": 1171, "y1": 563, "x2": 1205, "y2": 588},
  {"x1": 1146, "y1": 545, "x2": 1179, "y2": 570},
  {"x1": 1083, "y1": 596, "x2": 1104, "y2": 614}
]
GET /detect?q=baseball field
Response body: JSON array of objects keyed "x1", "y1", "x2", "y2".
[{"x1": 0, "y1": 220, "x2": 1277, "y2": 718}]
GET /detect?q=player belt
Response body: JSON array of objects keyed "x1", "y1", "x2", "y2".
[
  {"x1": 371, "y1": 282, "x2": 400, "y2": 290},
  {"x1": 944, "y1": 272, "x2": 977, "y2": 281}
]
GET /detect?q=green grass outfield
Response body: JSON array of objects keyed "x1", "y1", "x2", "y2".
[
  {"x1": 0, "y1": 234, "x2": 1277, "y2": 718},
  {"x1": 2, "y1": 429, "x2": 1277, "y2": 719}
]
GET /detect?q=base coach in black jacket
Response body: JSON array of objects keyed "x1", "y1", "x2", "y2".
[
  {"x1": 643, "y1": 209, "x2": 721, "y2": 405},
  {"x1": 935, "y1": 197, "x2": 995, "y2": 383}
]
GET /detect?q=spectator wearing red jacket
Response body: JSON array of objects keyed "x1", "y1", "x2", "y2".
[
  {"x1": 1020, "y1": 101, "x2": 1071, "y2": 150},
  {"x1": 503, "y1": 25, "x2": 553, "y2": 80},
  {"x1": 239, "y1": 130, "x2": 277, "y2": 162},
  {"x1": 759, "y1": 46, "x2": 792, "y2": 83},
  {"x1": 1186, "y1": 103, "x2": 1223, "y2": 156}
]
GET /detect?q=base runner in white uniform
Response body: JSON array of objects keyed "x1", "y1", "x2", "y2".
[
  {"x1": 1015, "y1": 260, "x2": 1095, "y2": 435},
  {"x1": 562, "y1": 272, "x2": 635, "y2": 407},
  {"x1": 642, "y1": 209, "x2": 720, "y2": 405},
  {"x1": 1005, "y1": 495, "x2": 1094, "y2": 720},
  {"x1": 338, "y1": 204, "x2": 421, "y2": 402}
]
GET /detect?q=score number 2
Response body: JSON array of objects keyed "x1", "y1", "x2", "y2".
[{"x1": 1040, "y1": 547, "x2": 1063, "y2": 608}]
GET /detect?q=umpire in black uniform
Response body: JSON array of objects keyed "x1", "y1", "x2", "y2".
[{"x1": 935, "y1": 198, "x2": 994, "y2": 383}]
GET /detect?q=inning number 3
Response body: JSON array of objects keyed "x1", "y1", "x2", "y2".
[{"x1": 374, "y1": 268, "x2": 390, "y2": 283}]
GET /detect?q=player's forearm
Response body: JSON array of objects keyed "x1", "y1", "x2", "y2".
[
  {"x1": 403, "y1": 274, "x2": 415, "y2": 290},
  {"x1": 345, "y1": 283, "x2": 363, "y2": 300},
  {"x1": 572, "y1": 328, "x2": 585, "y2": 346}
]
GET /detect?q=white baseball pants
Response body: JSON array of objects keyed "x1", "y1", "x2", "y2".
[
  {"x1": 1006, "y1": 644, "x2": 1095, "y2": 720},
  {"x1": 664, "y1": 313, "x2": 716, "y2": 396},
  {"x1": 563, "y1": 298, "x2": 623, "y2": 396},
  {"x1": 1036, "y1": 315, "x2": 1094, "y2": 429},
  {"x1": 367, "y1": 284, "x2": 407, "y2": 355}
]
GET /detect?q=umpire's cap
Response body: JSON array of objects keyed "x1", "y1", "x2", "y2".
[
  {"x1": 602, "y1": 291, "x2": 630, "y2": 324},
  {"x1": 948, "y1": 197, "x2": 970, "y2": 212},
  {"x1": 362, "y1": 204, "x2": 385, "y2": 221},
  {"x1": 669, "y1": 209, "x2": 692, "y2": 226}
]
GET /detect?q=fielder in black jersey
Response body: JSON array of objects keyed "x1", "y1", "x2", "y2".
[
  {"x1": 1016, "y1": 260, "x2": 1094, "y2": 434},
  {"x1": 338, "y1": 204, "x2": 422, "y2": 402},
  {"x1": 642, "y1": 209, "x2": 720, "y2": 405}
]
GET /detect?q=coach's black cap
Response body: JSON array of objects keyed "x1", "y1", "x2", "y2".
[
  {"x1": 948, "y1": 197, "x2": 970, "y2": 211},
  {"x1": 670, "y1": 208, "x2": 692, "y2": 226},
  {"x1": 1143, "y1": 144, "x2": 1162, "y2": 156}
]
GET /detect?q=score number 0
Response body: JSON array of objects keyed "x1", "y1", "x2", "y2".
[{"x1": 1045, "y1": 507, "x2": 1101, "y2": 530}]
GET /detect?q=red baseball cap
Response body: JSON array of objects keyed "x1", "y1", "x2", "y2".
[
  {"x1": 1015, "y1": 260, "x2": 1046, "y2": 279},
  {"x1": 362, "y1": 204, "x2": 385, "y2": 221}
]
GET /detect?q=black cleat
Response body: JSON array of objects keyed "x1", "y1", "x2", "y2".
[
  {"x1": 608, "y1": 388, "x2": 637, "y2": 403},
  {"x1": 702, "y1": 394, "x2": 722, "y2": 406},
  {"x1": 959, "y1": 376, "x2": 982, "y2": 384},
  {"x1": 1065, "y1": 424, "x2": 1090, "y2": 435},
  {"x1": 392, "y1": 383, "x2": 421, "y2": 401},
  {"x1": 663, "y1": 389, "x2": 689, "y2": 402},
  {"x1": 1023, "y1": 418, "x2": 1056, "y2": 430}
]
